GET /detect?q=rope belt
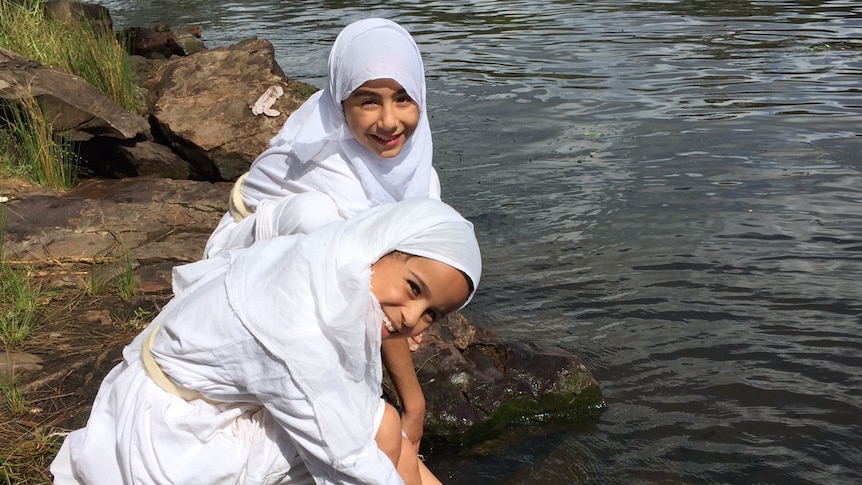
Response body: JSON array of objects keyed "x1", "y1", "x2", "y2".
[
  {"x1": 141, "y1": 324, "x2": 218, "y2": 404},
  {"x1": 229, "y1": 172, "x2": 253, "y2": 222}
]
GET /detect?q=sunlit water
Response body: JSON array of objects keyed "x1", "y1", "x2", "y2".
[{"x1": 98, "y1": 1, "x2": 862, "y2": 483}]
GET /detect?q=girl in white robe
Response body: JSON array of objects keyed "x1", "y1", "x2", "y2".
[
  {"x1": 204, "y1": 17, "x2": 438, "y2": 258},
  {"x1": 202, "y1": 17, "x2": 439, "y2": 460},
  {"x1": 50, "y1": 199, "x2": 481, "y2": 485}
]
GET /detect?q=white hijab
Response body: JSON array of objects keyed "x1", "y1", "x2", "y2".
[
  {"x1": 177, "y1": 199, "x2": 480, "y2": 463},
  {"x1": 253, "y1": 18, "x2": 433, "y2": 206}
]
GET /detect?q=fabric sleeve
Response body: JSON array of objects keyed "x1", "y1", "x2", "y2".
[
  {"x1": 254, "y1": 192, "x2": 341, "y2": 241},
  {"x1": 222, "y1": 341, "x2": 404, "y2": 485}
]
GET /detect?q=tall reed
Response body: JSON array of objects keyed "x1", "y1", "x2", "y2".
[
  {"x1": 2, "y1": 94, "x2": 76, "y2": 189},
  {"x1": 0, "y1": 0, "x2": 142, "y2": 114}
]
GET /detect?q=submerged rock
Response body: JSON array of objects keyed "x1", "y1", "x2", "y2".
[{"x1": 385, "y1": 312, "x2": 605, "y2": 444}]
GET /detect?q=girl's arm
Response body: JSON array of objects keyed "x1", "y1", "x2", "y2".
[
  {"x1": 381, "y1": 338, "x2": 426, "y2": 449},
  {"x1": 228, "y1": 338, "x2": 402, "y2": 484}
]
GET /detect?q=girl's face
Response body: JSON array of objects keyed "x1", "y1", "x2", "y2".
[
  {"x1": 342, "y1": 78, "x2": 420, "y2": 159},
  {"x1": 371, "y1": 252, "x2": 470, "y2": 340}
]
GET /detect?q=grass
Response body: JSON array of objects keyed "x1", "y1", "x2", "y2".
[
  {"x1": 1, "y1": 94, "x2": 76, "y2": 190},
  {"x1": 0, "y1": 376, "x2": 27, "y2": 417},
  {"x1": 0, "y1": 0, "x2": 145, "y2": 189},
  {"x1": 0, "y1": 0, "x2": 143, "y2": 114},
  {"x1": 0, "y1": 422, "x2": 62, "y2": 485},
  {"x1": 0, "y1": 263, "x2": 42, "y2": 347},
  {"x1": 117, "y1": 252, "x2": 136, "y2": 302},
  {"x1": 0, "y1": 203, "x2": 45, "y2": 347},
  {"x1": 87, "y1": 249, "x2": 137, "y2": 303}
]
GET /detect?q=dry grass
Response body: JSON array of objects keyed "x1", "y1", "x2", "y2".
[
  {"x1": 0, "y1": 257, "x2": 163, "y2": 482},
  {"x1": 0, "y1": 418, "x2": 63, "y2": 485}
]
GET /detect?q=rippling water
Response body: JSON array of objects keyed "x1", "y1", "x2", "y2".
[{"x1": 100, "y1": 1, "x2": 862, "y2": 483}]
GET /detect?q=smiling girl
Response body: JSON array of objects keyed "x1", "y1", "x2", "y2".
[
  {"x1": 51, "y1": 199, "x2": 481, "y2": 485},
  {"x1": 204, "y1": 18, "x2": 437, "y2": 257}
]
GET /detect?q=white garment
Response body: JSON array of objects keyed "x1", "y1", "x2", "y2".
[
  {"x1": 51, "y1": 199, "x2": 482, "y2": 484},
  {"x1": 205, "y1": 18, "x2": 438, "y2": 258}
]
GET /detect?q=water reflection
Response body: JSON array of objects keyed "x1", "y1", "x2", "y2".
[{"x1": 99, "y1": 0, "x2": 862, "y2": 483}]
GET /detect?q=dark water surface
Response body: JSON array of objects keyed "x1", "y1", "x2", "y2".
[{"x1": 99, "y1": 1, "x2": 862, "y2": 483}]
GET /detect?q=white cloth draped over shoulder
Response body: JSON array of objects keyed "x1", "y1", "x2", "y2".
[
  {"x1": 50, "y1": 199, "x2": 481, "y2": 485},
  {"x1": 204, "y1": 18, "x2": 438, "y2": 258}
]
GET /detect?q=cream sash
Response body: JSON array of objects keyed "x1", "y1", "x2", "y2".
[{"x1": 141, "y1": 324, "x2": 218, "y2": 404}]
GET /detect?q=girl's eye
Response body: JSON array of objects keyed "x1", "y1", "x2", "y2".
[
  {"x1": 409, "y1": 281, "x2": 420, "y2": 296},
  {"x1": 360, "y1": 98, "x2": 376, "y2": 106},
  {"x1": 395, "y1": 95, "x2": 414, "y2": 104}
]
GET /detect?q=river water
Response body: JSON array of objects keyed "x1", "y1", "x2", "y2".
[{"x1": 98, "y1": 1, "x2": 861, "y2": 483}]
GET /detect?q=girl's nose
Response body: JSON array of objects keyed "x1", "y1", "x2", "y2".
[
  {"x1": 402, "y1": 304, "x2": 424, "y2": 328},
  {"x1": 378, "y1": 104, "x2": 397, "y2": 131}
]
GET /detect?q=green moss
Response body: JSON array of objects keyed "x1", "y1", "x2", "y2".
[
  {"x1": 426, "y1": 384, "x2": 606, "y2": 448},
  {"x1": 294, "y1": 81, "x2": 320, "y2": 99},
  {"x1": 470, "y1": 385, "x2": 604, "y2": 444}
]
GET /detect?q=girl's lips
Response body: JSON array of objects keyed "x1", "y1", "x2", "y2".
[
  {"x1": 382, "y1": 314, "x2": 398, "y2": 337},
  {"x1": 371, "y1": 133, "x2": 402, "y2": 147}
]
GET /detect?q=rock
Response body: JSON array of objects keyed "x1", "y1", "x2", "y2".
[
  {"x1": 0, "y1": 47, "x2": 149, "y2": 142},
  {"x1": 1, "y1": 25, "x2": 317, "y2": 183},
  {"x1": 118, "y1": 25, "x2": 206, "y2": 59},
  {"x1": 78, "y1": 137, "x2": 193, "y2": 180},
  {"x1": 42, "y1": 1, "x2": 113, "y2": 34},
  {"x1": 0, "y1": 352, "x2": 44, "y2": 375},
  {"x1": 385, "y1": 313, "x2": 605, "y2": 443},
  {"x1": 1, "y1": 177, "x2": 229, "y2": 292},
  {"x1": 147, "y1": 38, "x2": 314, "y2": 180}
]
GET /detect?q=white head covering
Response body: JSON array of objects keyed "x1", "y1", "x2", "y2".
[
  {"x1": 220, "y1": 199, "x2": 480, "y2": 462},
  {"x1": 265, "y1": 18, "x2": 432, "y2": 205}
]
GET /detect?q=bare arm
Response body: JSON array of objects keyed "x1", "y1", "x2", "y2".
[{"x1": 381, "y1": 338, "x2": 426, "y2": 449}]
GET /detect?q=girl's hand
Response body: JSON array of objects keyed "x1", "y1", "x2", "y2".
[{"x1": 407, "y1": 332, "x2": 423, "y2": 352}]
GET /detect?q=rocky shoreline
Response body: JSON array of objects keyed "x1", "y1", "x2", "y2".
[{"x1": 0, "y1": 1, "x2": 604, "y2": 461}]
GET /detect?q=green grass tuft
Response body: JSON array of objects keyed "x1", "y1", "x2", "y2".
[
  {"x1": 0, "y1": 0, "x2": 145, "y2": 188},
  {"x1": 0, "y1": 0, "x2": 143, "y2": 114}
]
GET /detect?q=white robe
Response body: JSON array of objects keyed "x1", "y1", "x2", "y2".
[
  {"x1": 205, "y1": 18, "x2": 438, "y2": 258},
  {"x1": 51, "y1": 199, "x2": 483, "y2": 485}
]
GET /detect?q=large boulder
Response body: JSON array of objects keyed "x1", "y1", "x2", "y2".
[
  {"x1": 0, "y1": 47, "x2": 148, "y2": 142},
  {"x1": 145, "y1": 38, "x2": 316, "y2": 181},
  {"x1": 1, "y1": 177, "x2": 226, "y2": 288},
  {"x1": 2, "y1": 30, "x2": 317, "y2": 182},
  {"x1": 385, "y1": 313, "x2": 604, "y2": 444}
]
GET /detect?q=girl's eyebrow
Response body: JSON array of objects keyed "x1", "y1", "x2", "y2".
[
  {"x1": 350, "y1": 88, "x2": 382, "y2": 98},
  {"x1": 350, "y1": 88, "x2": 409, "y2": 98}
]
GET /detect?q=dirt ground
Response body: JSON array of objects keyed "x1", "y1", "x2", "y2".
[{"x1": 1, "y1": 276, "x2": 168, "y2": 484}]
